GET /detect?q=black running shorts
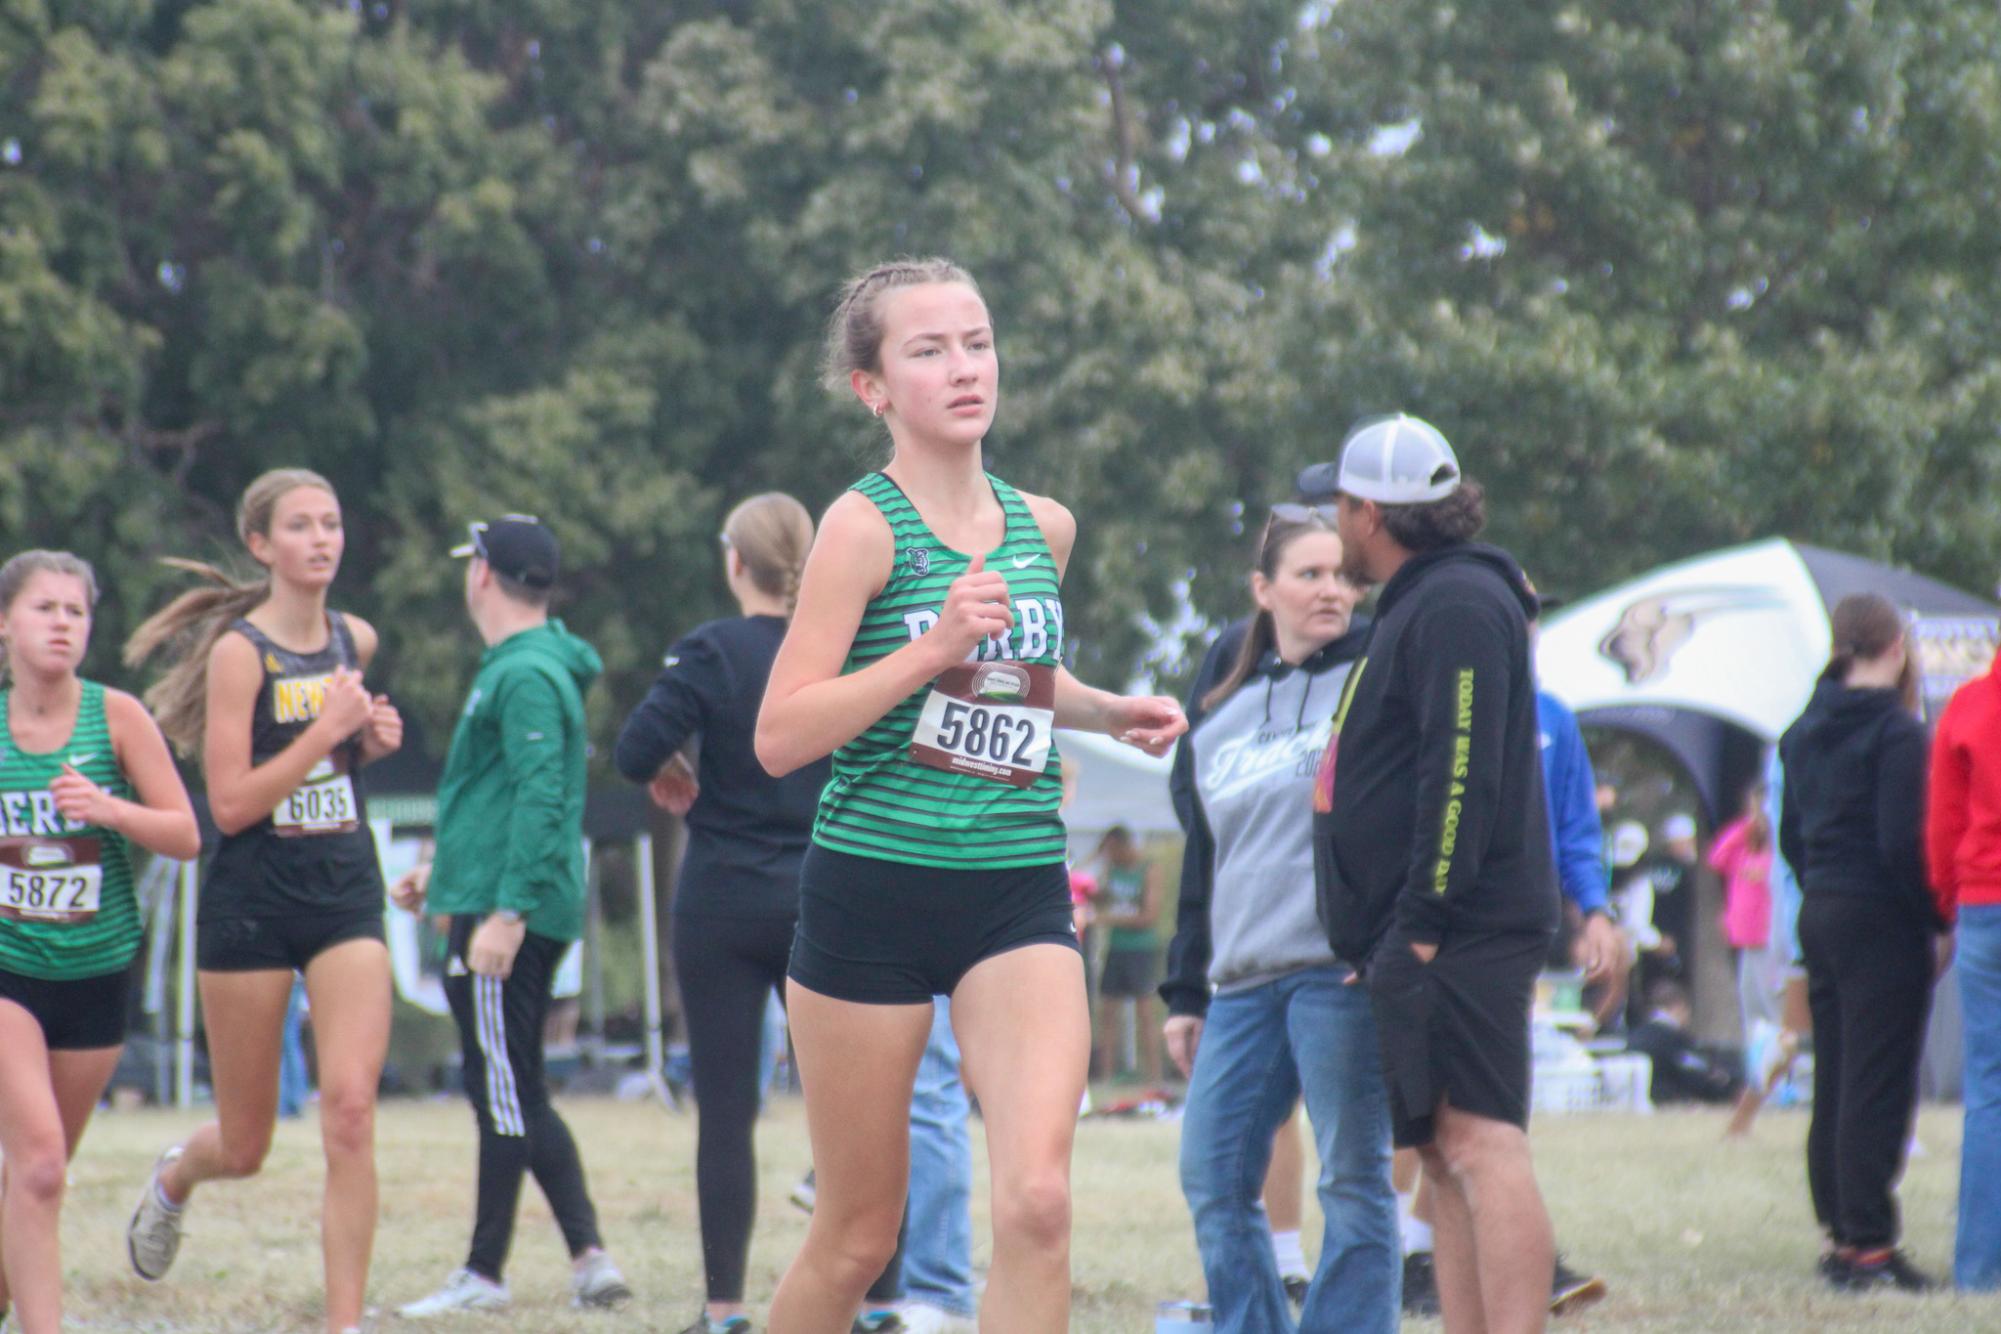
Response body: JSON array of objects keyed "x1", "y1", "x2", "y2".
[
  {"x1": 0, "y1": 964, "x2": 130, "y2": 1050},
  {"x1": 1365, "y1": 927, "x2": 1551, "y2": 1148},
  {"x1": 198, "y1": 907, "x2": 386, "y2": 973},
  {"x1": 788, "y1": 845, "x2": 1079, "y2": 1005}
]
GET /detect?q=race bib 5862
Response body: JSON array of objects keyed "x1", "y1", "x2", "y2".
[{"x1": 910, "y1": 662, "x2": 1056, "y2": 788}]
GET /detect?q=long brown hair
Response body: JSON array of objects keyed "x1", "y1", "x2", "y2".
[
  {"x1": 1200, "y1": 511, "x2": 1347, "y2": 713},
  {"x1": 0, "y1": 550, "x2": 99, "y2": 687},
  {"x1": 1822, "y1": 592, "x2": 1918, "y2": 713},
  {"x1": 723, "y1": 492, "x2": 815, "y2": 617},
  {"x1": 124, "y1": 468, "x2": 338, "y2": 756}
]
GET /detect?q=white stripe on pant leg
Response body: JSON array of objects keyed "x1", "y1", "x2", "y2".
[{"x1": 475, "y1": 975, "x2": 526, "y2": 1136}]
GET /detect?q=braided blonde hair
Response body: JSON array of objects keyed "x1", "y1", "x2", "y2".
[
  {"x1": 723, "y1": 493, "x2": 815, "y2": 617},
  {"x1": 821, "y1": 256, "x2": 981, "y2": 394}
]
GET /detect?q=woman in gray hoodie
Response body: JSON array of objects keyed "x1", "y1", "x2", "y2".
[{"x1": 1161, "y1": 506, "x2": 1395, "y2": 1334}]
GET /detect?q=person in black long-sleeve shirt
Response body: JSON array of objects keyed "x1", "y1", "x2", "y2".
[
  {"x1": 1310, "y1": 415, "x2": 1560, "y2": 1334},
  {"x1": 614, "y1": 493, "x2": 827, "y2": 1333},
  {"x1": 1778, "y1": 592, "x2": 1945, "y2": 1293}
]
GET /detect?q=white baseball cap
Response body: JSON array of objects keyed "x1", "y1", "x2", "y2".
[{"x1": 1336, "y1": 414, "x2": 1462, "y2": 504}]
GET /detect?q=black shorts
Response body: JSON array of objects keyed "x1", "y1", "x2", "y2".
[
  {"x1": 788, "y1": 845, "x2": 1079, "y2": 1005},
  {"x1": 1100, "y1": 946, "x2": 1161, "y2": 999},
  {"x1": 1365, "y1": 928, "x2": 1550, "y2": 1148},
  {"x1": 0, "y1": 964, "x2": 130, "y2": 1050},
  {"x1": 198, "y1": 907, "x2": 385, "y2": 973}
]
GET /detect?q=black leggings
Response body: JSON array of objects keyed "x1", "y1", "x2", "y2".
[
  {"x1": 674, "y1": 911, "x2": 795, "y2": 1302},
  {"x1": 1798, "y1": 893, "x2": 1934, "y2": 1249}
]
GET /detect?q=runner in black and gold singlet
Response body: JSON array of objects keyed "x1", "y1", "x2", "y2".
[
  {"x1": 0, "y1": 550, "x2": 198, "y2": 1334},
  {"x1": 754, "y1": 258, "x2": 1187, "y2": 1331},
  {"x1": 121, "y1": 470, "x2": 402, "y2": 1334}
]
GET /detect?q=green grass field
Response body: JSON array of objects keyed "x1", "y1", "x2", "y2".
[{"x1": 36, "y1": 1094, "x2": 2001, "y2": 1331}]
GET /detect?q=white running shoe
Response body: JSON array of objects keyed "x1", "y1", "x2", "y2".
[
  {"x1": 126, "y1": 1145, "x2": 187, "y2": 1281},
  {"x1": 898, "y1": 1302, "x2": 976, "y2": 1334},
  {"x1": 397, "y1": 1269, "x2": 511, "y2": 1318},
  {"x1": 570, "y1": 1250, "x2": 633, "y2": 1310}
]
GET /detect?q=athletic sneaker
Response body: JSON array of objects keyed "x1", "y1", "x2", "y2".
[
  {"x1": 677, "y1": 1315, "x2": 751, "y2": 1334},
  {"x1": 1837, "y1": 1249, "x2": 1936, "y2": 1293},
  {"x1": 897, "y1": 1301, "x2": 975, "y2": 1334},
  {"x1": 571, "y1": 1250, "x2": 633, "y2": 1309},
  {"x1": 396, "y1": 1268, "x2": 512, "y2": 1317},
  {"x1": 1400, "y1": 1251, "x2": 1440, "y2": 1317},
  {"x1": 125, "y1": 1145, "x2": 187, "y2": 1281},
  {"x1": 790, "y1": 1169, "x2": 817, "y2": 1214},
  {"x1": 1549, "y1": 1256, "x2": 1607, "y2": 1315},
  {"x1": 851, "y1": 1309, "x2": 904, "y2": 1332}
]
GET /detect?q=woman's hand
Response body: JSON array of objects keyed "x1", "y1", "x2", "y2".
[
  {"x1": 1105, "y1": 694, "x2": 1188, "y2": 757},
  {"x1": 50, "y1": 763, "x2": 119, "y2": 829},
  {"x1": 924, "y1": 554, "x2": 1015, "y2": 668},
  {"x1": 389, "y1": 862, "x2": 431, "y2": 915},
  {"x1": 1163, "y1": 1014, "x2": 1204, "y2": 1079},
  {"x1": 315, "y1": 666, "x2": 374, "y2": 739},
  {"x1": 648, "y1": 754, "x2": 699, "y2": 815},
  {"x1": 362, "y1": 695, "x2": 403, "y2": 759}
]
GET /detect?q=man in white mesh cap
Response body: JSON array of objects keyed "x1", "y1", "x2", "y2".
[{"x1": 1310, "y1": 414, "x2": 1562, "y2": 1333}]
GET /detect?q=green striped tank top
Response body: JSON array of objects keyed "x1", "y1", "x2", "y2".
[
  {"x1": 813, "y1": 471, "x2": 1068, "y2": 869},
  {"x1": 0, "y1": 680, "x2": 141, "y2": 980}
]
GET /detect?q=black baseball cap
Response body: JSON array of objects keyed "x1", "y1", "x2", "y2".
[
  {"x1": 1294, "y1": 460, "x2": 1341, "y2": 504},
  {"x1": 451, "y1": 514, "x2": 559, "y2": 589}
]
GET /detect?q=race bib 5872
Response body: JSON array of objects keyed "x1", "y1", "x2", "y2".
[{"x1": 0, "y1": 837, "x2": 103, "y2": 923}]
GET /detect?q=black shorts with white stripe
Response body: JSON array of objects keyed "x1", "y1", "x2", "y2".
[{"x1": 444, "y1": 914, "x2": 569, "y2": 1137}]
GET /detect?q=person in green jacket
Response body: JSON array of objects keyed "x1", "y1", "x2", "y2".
[{"x1": 388, "y1": 515, "x2": 633, "y2": 1318}]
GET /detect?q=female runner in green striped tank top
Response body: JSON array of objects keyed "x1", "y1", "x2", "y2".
[
  {"x1": 756, "y1": 258, "x2": 1187, "y2": 1332},
  {"x1": 0, "y1": 551, "x2": 199, "y2": 1334}
]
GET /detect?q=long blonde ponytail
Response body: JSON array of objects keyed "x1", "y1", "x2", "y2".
[{"x1": 722, "y1": 493, "x2": 815, "y2": 618}]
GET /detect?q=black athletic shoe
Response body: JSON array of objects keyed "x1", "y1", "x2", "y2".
[
  {"x1": 1818, "y1": 1251, "x2": 1846, "y2": 1287},
  {"x1": 1550, "y1": 1256, "x2": 1608, "y2": 1316},
  {"x1": 1401, "y1": 1251, "x2": 1441, "y2": 1317},
  {"x1": 1282, "y1": 1273, "x2": 1308, "y2": 1308},
  {"x1": 1838, "y1": 1250, "x2": 1936, "y2": 1293}
]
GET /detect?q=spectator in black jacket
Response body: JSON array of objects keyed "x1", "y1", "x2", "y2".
[
  {"x1": 613, "y1": 493, "x2": 828, "y2": 1334},
  {"x1": 1311, "y1": 414, "x2": 1560, "y2": 1334},
  {"x1": 1778, "y1": 592, "x2": 1945, "y2": 1294}
]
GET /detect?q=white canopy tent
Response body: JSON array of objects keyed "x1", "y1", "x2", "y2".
[{"x1": 1537, "y1": 537, "x2": 1998, "y2": 820}]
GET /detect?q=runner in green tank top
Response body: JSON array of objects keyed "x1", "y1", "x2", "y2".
[
  {"x1": 0, "y1": 550, "x2": 198, "y2": 1334},
  {"x1": 813, "y1": 469, "x2": 1069, "y2": 868},
  {"x1": 755, "y1": 257, "x2": 1187, "y2": 1331}
]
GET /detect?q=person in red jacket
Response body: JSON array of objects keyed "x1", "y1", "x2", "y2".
[{"x1": 1928, "y1": 651, "x2": 2001, "y2": 1290}]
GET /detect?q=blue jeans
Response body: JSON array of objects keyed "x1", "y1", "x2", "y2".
[
  {"x1": 905, "y1": 998, "x2": 976, "y2": 1316},
  {"x1": 1179, "y1": 966, "x2": 1397, "y2": 1334},
  {"x1": 1958, "y1": 905, "x2": 2001, "y2": 1289}
]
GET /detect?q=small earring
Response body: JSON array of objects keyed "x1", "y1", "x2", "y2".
[{"x1": 872, "y1": 402, "x2": 886, "y2": 419}]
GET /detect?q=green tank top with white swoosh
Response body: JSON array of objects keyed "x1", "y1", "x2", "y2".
[
  {"x1": 0, "y1": 681, "x2": 142, "y2": 980},
  {"x1": 813, "y1": 471, "x2": 1068, "y2": 869}
]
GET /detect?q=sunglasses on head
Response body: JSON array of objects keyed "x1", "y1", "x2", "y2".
[{"x1": 1268, "y1": 502, "x2": 1339, "y2": 526}]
